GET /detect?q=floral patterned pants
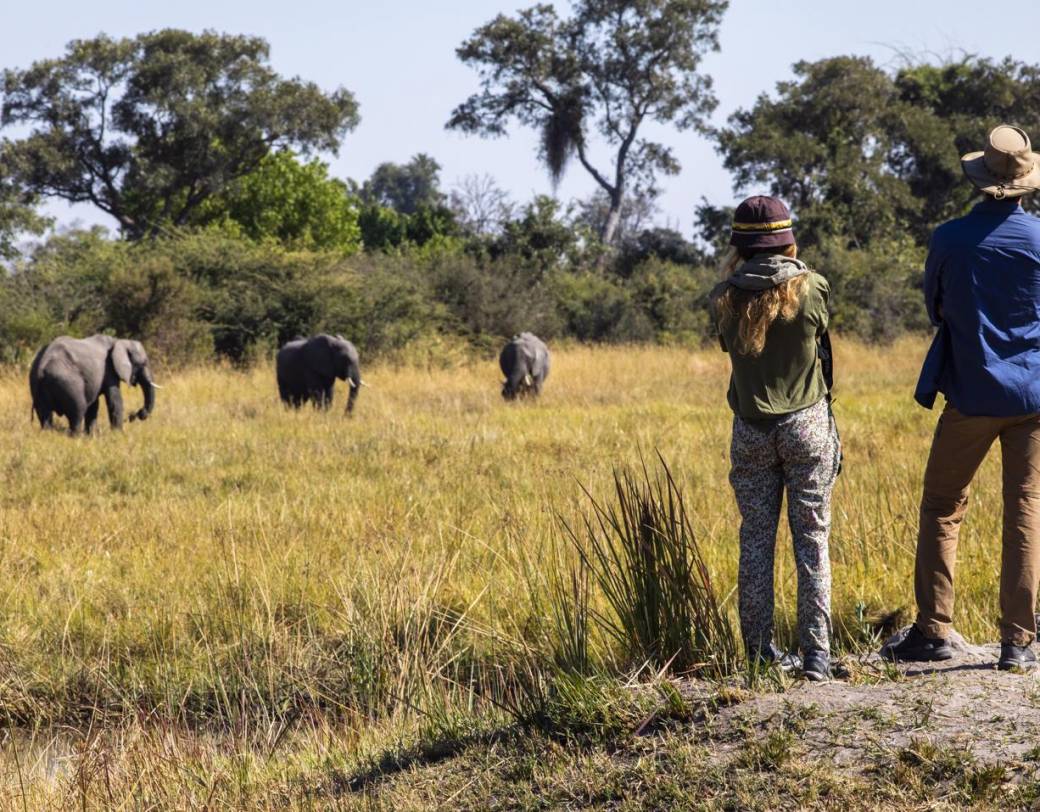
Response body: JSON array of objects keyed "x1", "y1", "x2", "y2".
[{"x1": 729, "y1": 397, "x2": 841, "y2": 655}]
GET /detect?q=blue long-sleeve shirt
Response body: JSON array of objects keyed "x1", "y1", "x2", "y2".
[{"x1": 915, "y1": 197, "x2": 1040, "y2": 416}]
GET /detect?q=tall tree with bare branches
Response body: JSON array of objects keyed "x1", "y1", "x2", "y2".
[{"x1": 448, "y1": 0, "x2": 727, "y2": 246}]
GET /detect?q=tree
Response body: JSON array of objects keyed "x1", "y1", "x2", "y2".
[
  {"x1": 892, "y1": 57, "x2": 1040, "y2": 235},
  {"x1": 361, "y1": 153, "x2": 444, "y2": 215},
  {"x1": 715, "y1": 56, "x2": 915, "y2": 249},
  {"x1": 449, "y1": 174, "x2": 515, "y2": 236},
  {"x1": 713, "y1": 55, "x2": 1040, "y2": 249},
  {"x1": 192, "y1": 151, "x2": 362, "y2": 253},
  {"x1": 616, "y1": 227, "x2": 706, "y2": 277},
  {"x1": 573, "y1": 186, "x2": 660, "y2": 246},
  {"x1": 1, "y1": 30, "x2": 359, "y2": 239},
  {"x1": 0, "y1": 167, "x2": 50, "y2": 260},
  {"x1": 356, "y1": 202, "x2": 459, "y2": 253},
  {"x1": 448, "y1": 0, "x2": 727, "y2": 245},
  {"x1": 493, "y1": 195, "x2": 584, "y2": 273}
]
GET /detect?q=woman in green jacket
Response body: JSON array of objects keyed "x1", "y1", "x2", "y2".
[{"x1": 712, "y1": 196, "x2": 841, "y2": 682}]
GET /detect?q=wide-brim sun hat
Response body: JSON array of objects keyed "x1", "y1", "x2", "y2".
[
  {"x1": 729, "y1": 195, "x2": 796, "y2": 250},
  {"x1": 961, "y1": 124, "x2": 1040, "y2": 199}
]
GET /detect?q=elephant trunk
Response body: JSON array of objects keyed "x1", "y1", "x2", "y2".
[
  {"x1": 345, "y1": 368, "x2": 360, "y2": 416},
  {"x1": 503, "y1": 365, "x2": 527, "y2": 400},
  {"x1": 133, "y1": 369, "x2": 156, "y2": 421}
]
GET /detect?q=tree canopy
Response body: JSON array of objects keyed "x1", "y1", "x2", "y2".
[
  {"x1": 712, "y1": 55, "x2": 1040, "y2": 248},
  {"x1": 192, "y1": 151, "x2": 361, "y2": 253},
  {"x1": 361, "y1": 153, "x2": 445, "y2": 215},
  {"x1": 448, "y1": 0, "x2": 727, "y2": 245},
  {"x1": 0, "y1": 164, "x2": 50, "y2": 260},
  {"x1": 1, "y1": 29, "x2": 359, "y2": 239}
]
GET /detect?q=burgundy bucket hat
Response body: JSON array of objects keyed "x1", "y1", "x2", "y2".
[{"x1": 729, "y1": 196, "x2": 796, "y2": 250}]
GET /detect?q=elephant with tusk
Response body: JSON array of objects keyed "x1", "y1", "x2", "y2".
[
  {"x1": 499, "y1": 332, "x2": 550, "y2": 400},
  {"x1": 276, "y1": 334, "x2": 363, "y2": 414},
  {"x1": 29, "y1": 335, "x2": 158, "y2": 435}
]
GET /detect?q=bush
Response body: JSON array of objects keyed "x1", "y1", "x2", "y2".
[
  {"x1": 429, "y1": 254, "x2": 561, "y2": 347},
  {"x1": 627, "y1": 259, "x2": 717, "y2": 345},
  {"x1": 551, "y1": 272, "x2": 654, "y2": 342},
  {"x1": 806, "y1": 236, "x2": 930, "y2": 342},
  {"x1": 0, "y1": 221, "x2": 932, "y2": 371},
  {"x1": 318, "y1": 257, "x2": 442, "y2": 356}
]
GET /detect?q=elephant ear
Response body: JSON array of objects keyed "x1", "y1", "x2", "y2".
[
  {"x1": 304, "y1": 336, "x2": 338, "y2": 379},
  {"x1": 110, "y1": 340, "x2": 134, "y2": 384}
]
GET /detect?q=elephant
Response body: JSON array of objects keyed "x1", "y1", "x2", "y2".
[
  {"x1": 500, "y1": 332, "x2": 550, "y2": 400},
  {"x1": 276, "y1": 334, "x2": 363, "y2": 414},
  {"x1": 29, "y1": 335, "x2": 158, "y2": 435}
]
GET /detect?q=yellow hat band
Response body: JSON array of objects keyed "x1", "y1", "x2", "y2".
[{"x1": 731, "y1": 219, "x2": 793, "y2": 233}]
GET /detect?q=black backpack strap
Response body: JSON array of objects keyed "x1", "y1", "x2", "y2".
[
  {"x1": 819, "y1": 329, "x2": 842, "y2": 476},
  {"x1": 819, "y1": 330, "x2": 834, "y2": 395}
]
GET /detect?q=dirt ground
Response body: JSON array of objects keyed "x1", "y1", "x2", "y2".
[{"x1": 706, "y1": 634, "x2": 1040, "y2": 774}]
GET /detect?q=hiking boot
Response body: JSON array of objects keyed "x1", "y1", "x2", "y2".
[
  {"x1": 998, "y1": 642, "x2": 1037, "y2": 671},
  {"x1": 749, "y1": 642, "x2": 801, "y2": 673},
  {"x1": 801, "y1": 649, "x2": 831, "y2": 682},
  {"x1": 882, "y1": 624, "x2": 953, "y2": 662}
]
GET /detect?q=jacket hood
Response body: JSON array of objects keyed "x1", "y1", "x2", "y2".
[{"x1": 728, "y1": 254, "x2": 810, "y2": 291}]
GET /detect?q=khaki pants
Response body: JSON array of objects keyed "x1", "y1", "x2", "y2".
[{"x1": 916, "y1": 405, "x2": 1040, "y2": 646}]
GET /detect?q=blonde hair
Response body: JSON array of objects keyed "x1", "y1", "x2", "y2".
[{"x1": 714, "y1": 244, "x2": 808, "y2": 357}]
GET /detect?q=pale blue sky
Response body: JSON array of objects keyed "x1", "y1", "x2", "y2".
[{"x1": 3, "y1": 0, "x2": 1036, "y2": 235}]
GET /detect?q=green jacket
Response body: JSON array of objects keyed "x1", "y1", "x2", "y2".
[{"x1": 713, "y1": 260, "x2": 830, "y2": 421}]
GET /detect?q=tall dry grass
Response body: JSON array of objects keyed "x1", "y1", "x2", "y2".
[{"x1": 0, "y1": 337, "x2": 1013, "y2": 806}]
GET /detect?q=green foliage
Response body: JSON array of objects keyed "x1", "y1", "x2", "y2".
[
  {"x1": 1, "y1": 30, "x2": 359, "y2": 239},
  {"x1": 318, "y1": 258, "x2": 442, "y2": 355},
  {"x1": 715, "y1": 54, "x2": 1040, "y2": 248},
  {"x1": 449, "y1": 0, "x2": 728, "y2": 243},
  {"x1": 361, "y1": 153, "x2": 445, "y2": 215},
  {"x1": 804, "y1": 237, "x2": 930, "y2": 343},
  {"x1": 616, "y1": 228, "x2": 706, "y2": 278},
  {"x1": 551, "y1": 272, "x2": 653, "y2": 343},
  {"x1": 716, "y1": 56, "x2": 915, "y2": 249},
  {"x1": 627, "y1": 258, "x2": 716, "y2": 344},
  {"x1": 0, "y1": 167, "x2": 50, "y2": 260},
  {"x1": 428, "y1": 254, "x2": 561, "y2": 344},
  {"x1": 358, "y1": 203, "x2": 459, "y2": 252},
  {"x1": 358, "y1": 204, "x2": 409, "y2": 251},
  {"x1": 493, "y1": 196, "x2": 586, "y2": 275},
  {"x1": 193, "y1": 151, "x2": 362, "y2": 253}
]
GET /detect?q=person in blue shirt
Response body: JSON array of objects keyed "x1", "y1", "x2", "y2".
[{"x1": 888, "y1": 124, "x2": 1040, "y2": 670}]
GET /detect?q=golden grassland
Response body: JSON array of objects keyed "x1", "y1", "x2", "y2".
[{"x1": 0, "y1": 338, "x2": 1016, "y2": 807}]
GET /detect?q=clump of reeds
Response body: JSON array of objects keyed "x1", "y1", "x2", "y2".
[{"x1": 558, "y1": 453, "x2": 738, "y2": 677}]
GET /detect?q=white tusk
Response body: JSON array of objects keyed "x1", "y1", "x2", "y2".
[
  {"x1": 360, "y1": 380, "x2": 370, "y2": 388},
  {"x1": 150, "y1": 383, "x2": 164, "y2": 389},
  {"x1": 347, "y1": 379, "x2": 357, "y2": 389}
]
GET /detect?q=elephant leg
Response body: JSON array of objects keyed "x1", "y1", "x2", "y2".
[
  {"x1": 84, "y1": 400, "x2": 101, "y2": 435},
  {"x1": 66, "y1": 405, "x2": 85, "y2": 436},
  {"x1": 104, "y1": 385, "x2": 125, "y2": 429},
  {"x1": 308, "y1": 388, "x2": 325, "y2": 409},
  {"x1": 33, "y1": 397, "x2": 54, "y2": 429},
  {"x1": 321, "y1": 382, "x2": 334, "y2": 410}
]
